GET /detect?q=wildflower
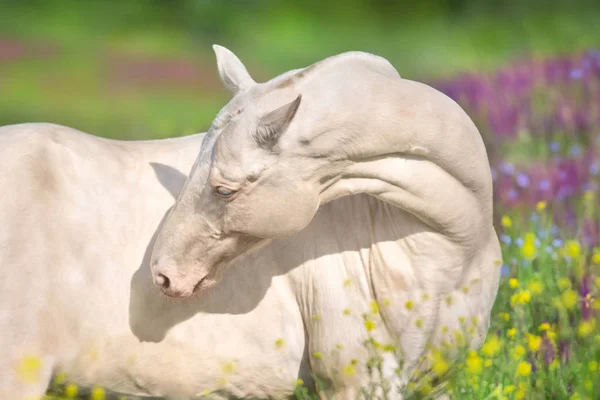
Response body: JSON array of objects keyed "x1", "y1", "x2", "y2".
[
  {"x1": 64, "y1": 383, "x2": 78, "y2": 398},
  {"x1": 484, "y1": 359, "x2": 492, "y2": 368},
  {"x1": 513, "y1": 345, "x2": 526, "y2": 359},
  {"x1": 312, "y1": 352, "x2": 323, "y2": 360},
  {"x1": 295, "y1": 379, "x2": 304, "y2": 386},
  {"x1": 382, "y1": 298, "x2": 391, "y2": 306},
  {"x1": 528, "y1": 280, "x2": 544, "y2": 295},
  {"x1": 592, "y1": 254, "x2": 600, "y2": 265},
  {"x1": 527, "y1": 334, "x2": 542, "y2": 352},
  {"x1": 501, "y1": 215, "x2": 512, "y2": 228},
  {"x1": 364, "y1": 319, "x2": 376, "y2": 331},
  {"x1": 430, "y1": 350, "x2": 449, "y2": 376},
  {"x1": 16, "y1": 355, "x2": 42, "y2": 383},
  {"x1": 499, "y1": 312, "x2": 510, "y2": 321},
  {"x1": 558, "y1": 277, "x2": 571, "y2": 290},
  {"x1": 382, "y1": 344, "x2": 396, "y2": 353},
  {"x1": 521, "y1": 241, "x2": 537, "y2": 260},
  {"x1": 507, "y1": 328, "x2": 517, "y2": 338},
  {"x1": 516, "y1": 361, "x2": 532, "y2": 377},
  {"x1": 342, "y1": 308, "x2": 351, "y2": 316},
  {"x1": 509, "y1": 278, "x2": 520, "y2": 289},
  {"x1": 343, "y1": 279, "x2": 352, "y2": 287},
  {"x1": 578, "y1": 320, "x2": 595, "y2": 337},
  {"x1": 561, "y1": 290, "x2": 578, "y2": 309},
  {"x1": 415, "y1": 319, "x2": 423, "y2": 329},
  {"x1": 511, "y1": 290, "x2": 531, "y2": 305},
  {"x1": 549, "y1": 359, "x2": 559, "y2": 371},
  {"x1": 481, "y1": 335, "x2": 501, "y2": 357},
  {"x1": 504, "y1": 385, "x2": 516, "y2": 394},
  {"x1": 342, "y1": 364, "x2": 356, "y2": 376},
  {"x1": 275, "y1": 338, "x2": 285, "y2": 349},
  {"x1": 539, "y1": 322, "x2": 551, "y2": 331},
  {"x1": 405, "y1": 300, "x2": 414, "y2": 310},
  {"x1": 312, "y1": 314, "x2": 321, "y2": 321},
  {"x1": 536, "y1": 201, "x2": 547, "y2": 211},
  {"x1": 589, "y1": 361, "x2": 598, "y2": 371},
  {"x1": 465, "y1": 350, "x2": 483, "y2": 375},
  {"x1": 91, "y1": 387, "x2": 106, "y2": 400},
  {"x1": 221, "y1": 361, "x2": 236, "y2": 374},
  {"x1": 565, "y1": 240, "x2": 581, "y2": 258},
  {"x1": 370, "y1": 300, "x2": 380, "y2": 315}
]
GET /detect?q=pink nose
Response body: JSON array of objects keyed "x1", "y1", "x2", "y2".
[{"x1": 152, "y1": 264, "x2": 194, "y2": 298}]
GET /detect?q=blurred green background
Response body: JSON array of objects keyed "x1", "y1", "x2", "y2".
[{"x1": 1, "y1": 0, "x2": 599, "y2": 140}]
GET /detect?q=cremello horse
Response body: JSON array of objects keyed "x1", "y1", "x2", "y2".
[{"x1": 0, "y1": 46, "x2": 501, "y2": 400}]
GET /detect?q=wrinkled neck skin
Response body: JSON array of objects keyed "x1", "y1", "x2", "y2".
[{"x1": 278, "y1": 65, "x2": 495, "y2": 253}]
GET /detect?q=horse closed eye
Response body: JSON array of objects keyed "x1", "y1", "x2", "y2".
[{"x1": 215, "y1": 186, "x2": 235, "y2": 197}]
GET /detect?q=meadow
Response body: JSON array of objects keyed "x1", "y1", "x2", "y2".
[{"x1": 2, "y1": 2, "x2": 599, "y2": 399}]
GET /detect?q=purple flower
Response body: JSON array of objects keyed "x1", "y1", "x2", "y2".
[
  {"x1": 516, "y1": 173, "x2": 530, "y2": 188},
  {"x1": 569, "y1": 68, "x2": 584, "y2": 79}
]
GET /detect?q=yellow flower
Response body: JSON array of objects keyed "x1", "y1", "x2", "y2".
[
  {"x1": 504, "y1": 385, "x2": 516, "y2": 394},
  {"x1": 507, "y1": 328, "x2": 517, "y2": 338},
  {"x1": 342, "y1": 364, "x2": 356, "y2": 376},
  {"x1": 588, "y1": 361, "x2": 598, "y2": 371},
  {"x1": 370, "y1": 300, "x2": 380, "y2": 315},
  {"x1": 64, "y1": 383, "x2": 78, "y2": 398},
  {"x1": 527, "y1": 334, "x2": 542, "y2": 352},
  {"x1": 405, "y1": 300, "x2": 414, "y2": 310},
  {"x1": 516, "y1": 361, "x2": 532, "y2": 377},
  {"x1": 415, "y1": 319, "x2": 423, "y2": 329},
  {"x1": 549, "y1": 359, "x2": 559, "y2": 371},
  {"x1": 91, "y1": 387, "x2": 106, "y2": 400},
  {"x1": 516, "y1": 389, "x2": 526, "y2": 399},
  {"x1": 342, "y1": 308, "x2": 352, "y2": 315},
  {"x1": 584, "y1": 190, "x2": 595, "y2": 201},
  {"x1": 499, "y1": 312, "x2": 510, "y2": 321},
  {"x1": 561, "y1": 290, "x2": 578, "y2": 309},
  {"x1": 481, "y1": 335, "x2": 501, "y2": 357},
  {"x1": 221, "y1": 361, "x2": 236, "y2": 374},
  {"x1": 592, "y1": 254, "x2": 600, "y2": 265},
  {"x1": 511, "y1": 290, "x2": 531, "y2": 305},
  {"x1": 565, "y1": 240, "x2": 581, "y2": 258},
  {"x1": 295, "y1": 379, "x2": 304, "y2": 386},
  {"x1": 513, "y1": 345, "x2": 526, "y2": 359},
  {"x1": 558, "y1": 277, "x2": 571, "y2": 290},
  {"x1": 521, "y1": 241, "x2": 537, "y2": 260},
  {"x1": 465, "y1": 350, "x2": 483, "y2": 375},
  {"x1": 364, "y1": 319, "x2": 376, "y2": 331},
  {"x1": 536, "y1": 201, "x2": 547, "y2": 211},
  {"x1": 484, "y1": 359, "x2": 492, "y2": 368},
  {"x1": 501, "y1": 215, "x2": 512, "y2": 228},
  {"x1": 275, "y1": 338, "x2": 285, "y2": 349},
  {"x1": 312, "y1": 351, "x2": 323, "y2": 360},
  {"x1": 528, "y1": 280, "x2": 544, "y2": 295},
  {"x1": 538, "y1": 322, "x2": 551, "y2": 331},
  {"x1": 509, "y1": 278, "x2": 520, "y2": 289},
  {"x1": 578, "y1": 320, "x2": 595, "y2": 337},
  {"x1": 430, "y1": 351, "x2": 450, "y2": 376},
  {"x1": 53, "y1": 371, "x2": 67, "y2": 385},
  {"x1": 16, "y1": 355, "x2": 42, "y2": 384}
]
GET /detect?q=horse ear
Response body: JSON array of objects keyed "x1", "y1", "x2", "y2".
[
  {"x1": 254, "y1": 94, "x2": 302, "y2": 150},
  {"x1": 212, "y1": 45, "x2": 256, "y2": 94}
]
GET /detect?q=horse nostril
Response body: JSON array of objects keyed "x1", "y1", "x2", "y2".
[{"x1": 156, "y1": 273, "x2": 170, "y2": 289}]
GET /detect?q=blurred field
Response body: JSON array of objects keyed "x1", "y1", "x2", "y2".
[{"x1": 2, "y1": 0, "x2": 600, "y2": 399}]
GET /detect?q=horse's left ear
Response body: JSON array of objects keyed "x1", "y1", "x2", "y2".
[
  {"x1": 254, "y1": 94, "x2": 302, "y2": 150},
  {"x1": 212, "y1": 44, "x2": 256, "y2": 94}
]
